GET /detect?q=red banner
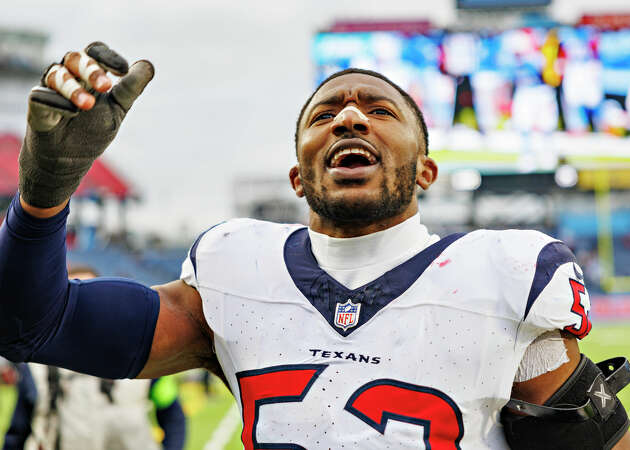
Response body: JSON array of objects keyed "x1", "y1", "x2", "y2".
[
  {"x1": 590, "y1": 295, "x2": 630, "y2": 320},
  {"x1": 579, "y1": 14, "x2": 630, "y2": 30}
]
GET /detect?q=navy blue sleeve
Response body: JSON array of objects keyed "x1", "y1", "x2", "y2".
[
  {"x1": 0, "y1": 195, "x2": 159, "y2": 379},
  {"x1": 155, "y1": 397, "x2": 187, "y2": 450},
  {"x1": 2, "y1": 364, "x2": 36, "y2": 450}
]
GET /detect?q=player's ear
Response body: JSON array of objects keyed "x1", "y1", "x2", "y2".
[
  {"x1": 416, "y1": 154, "x2": 437, "y2": 191},
  {"x1": 289, "y1": 165, "x2": 304, "y2": 198}
]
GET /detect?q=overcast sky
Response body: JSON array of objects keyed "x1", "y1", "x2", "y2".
[{"x1": 2, "y1": 0, "x2": 628, "y2": 241}]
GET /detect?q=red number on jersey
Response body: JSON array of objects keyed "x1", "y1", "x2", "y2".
[
  {"x1": 236, "y1": 364, "x2": 326, "y2": 450},
  {"x1": 345, "y1": 379, "x2": 464, "y2": 449},
  {"x1": 237, "y1": 366, "x2": 464, "y2": 449},
  {"x1": 564, "y1": 279, "x2": 592, "y2": 339}
]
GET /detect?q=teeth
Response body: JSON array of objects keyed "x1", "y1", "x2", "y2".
[{"x1": 330, "y1": 148, "x2": 377, "y2": 168}]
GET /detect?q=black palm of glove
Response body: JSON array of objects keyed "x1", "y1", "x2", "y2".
[{"x1": 19, "y1": 42, "x2": 154, "y2": 208}]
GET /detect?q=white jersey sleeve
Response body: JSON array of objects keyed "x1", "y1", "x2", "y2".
[
  {"x1": 180, "y1": 253, "x2": 197, "y2": 288},
  {"x1": 523, "y1": 240, "x2": 592, "y2": 339},
  {"x1": 180, "y1": 222, "x2": 226, "y2": 290},
  {"x1": 489, "y1": 229, "x2": 591, "y2": 339}
]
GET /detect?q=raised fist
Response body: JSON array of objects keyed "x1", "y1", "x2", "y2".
[{"x1": 19, "y1": 42, "x2": 154, "y2": 208}]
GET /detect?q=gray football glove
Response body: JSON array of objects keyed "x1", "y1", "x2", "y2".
[{"x1": 19, "y1": 42, "x2": 154, "y2": 208}]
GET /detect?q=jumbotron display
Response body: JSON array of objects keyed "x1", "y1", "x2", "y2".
[{"x1": 312, "y1": 26, "x2": 630, "y2": 173}]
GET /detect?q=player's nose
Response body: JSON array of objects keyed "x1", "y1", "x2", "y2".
[{"x1": 331, "y1": 105, "x2": 370, "y2": 137}]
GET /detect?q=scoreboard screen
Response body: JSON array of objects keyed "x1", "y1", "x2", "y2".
[{"x1": 312, "y1": 26, "x2": 630, "y2": 174}]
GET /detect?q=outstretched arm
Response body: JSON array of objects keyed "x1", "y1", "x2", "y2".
[
  {"x1": 1, "y1": 169, "x2": 213, "y2": 380},
  {"x1": 0, "y1": 43, "x2": 214, "y2": 379}
]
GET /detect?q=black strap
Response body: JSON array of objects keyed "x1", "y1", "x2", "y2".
[
  {"x1": 504, "y1": 356, "x2": 630, "y2": 422},
  {"x1": 597, "y1": 357, "x2": 630, "y2": 394},
  {"x1": 504, "y1": 397, "x2": 596, "y2": 422}
]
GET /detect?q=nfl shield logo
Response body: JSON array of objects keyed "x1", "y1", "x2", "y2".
[{"x1": 334, "y1": 299, "x2": 361, "y2": 331}]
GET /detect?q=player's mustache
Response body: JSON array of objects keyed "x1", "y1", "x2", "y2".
[{"x1": 337, "y1": 131, "x2": 360, "y2": 140}]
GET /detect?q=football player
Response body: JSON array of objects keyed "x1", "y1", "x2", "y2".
[{"x1": 0, "y1": 42, "x2": 628, "y2": 449}]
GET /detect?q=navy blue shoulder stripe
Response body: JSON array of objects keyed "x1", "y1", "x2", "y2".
[
  {"x1": 189, "y1": 222, "x2": 226, "y2": 278},
  {"x1": 524, "y1": 241, "x2": 576, "y2": 320}
]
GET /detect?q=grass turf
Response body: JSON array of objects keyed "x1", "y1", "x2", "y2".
[{"x1": 579, "y1": 322, "x2": 630, "y2": 408}]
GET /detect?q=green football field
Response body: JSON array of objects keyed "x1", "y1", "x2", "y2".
[{"x1": 1, "y1": 322, "x2": 629, "y2": 450}]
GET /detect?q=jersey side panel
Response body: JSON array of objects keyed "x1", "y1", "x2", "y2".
[
  {"x1": 180, "y1": 219, "x2": 305, "y2": 334},
  {"x1": 180, "y1": 219, "x2": 307, "y2": 401}
]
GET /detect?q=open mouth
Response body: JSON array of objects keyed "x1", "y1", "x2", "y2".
[{"x1": 328, "y1": 147, "x2": 379, "y2": 169}]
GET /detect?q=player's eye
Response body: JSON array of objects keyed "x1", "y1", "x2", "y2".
[
  {"x1": 370, "y1": 108, "x2": 393, "y2": 116},
  {"x1": 312, "y1": 112, "x2": 335, "y2": 123}
]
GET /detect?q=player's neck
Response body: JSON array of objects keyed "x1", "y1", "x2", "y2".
[
  {"x1": 308, "y1": 203, "x2": 419, "y2": 238},
  {"x1": 308, "y1": 212, "x2": 433, "y2": 280}
]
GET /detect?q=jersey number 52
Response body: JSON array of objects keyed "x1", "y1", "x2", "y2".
[{"x1": 237, "y1": 364, "x2": 464, "y2": 450}]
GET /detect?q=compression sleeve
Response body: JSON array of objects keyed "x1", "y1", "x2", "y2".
[{"x1": 0, "y1": 194, "x2": 159, "y2": 379}]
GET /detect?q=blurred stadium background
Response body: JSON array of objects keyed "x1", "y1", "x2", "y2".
[{"x1": 2, "y1": 0, "x2": 630, "y2": 448}]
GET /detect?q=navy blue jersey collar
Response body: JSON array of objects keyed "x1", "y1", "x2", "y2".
[{"x1": 284, "y1": 228, "x2": 466, "y2": 337}]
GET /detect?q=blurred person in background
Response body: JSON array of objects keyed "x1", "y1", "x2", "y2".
[
  {"x1": 0, "y1": 362, "x2": 35, "y2": 450},
  {"x1": 1, "y1": 266, "x2": 186, "y2": 450},
  {"x1": 0, "y1": 359, "x2": 18, "y2": 386},
  {"x1": 0, "y1": 41, "x2": 629, "y2": 449}
]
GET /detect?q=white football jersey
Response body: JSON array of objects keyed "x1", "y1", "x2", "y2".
[{"x1": 181, "y1": 219, "x2": 591, "y2": 450}]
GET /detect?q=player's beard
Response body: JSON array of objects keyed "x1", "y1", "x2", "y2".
[{"x1": 300, "y1": 160, "x2": 417, "y2": 225}]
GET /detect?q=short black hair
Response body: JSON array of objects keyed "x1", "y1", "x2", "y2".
[{"x1": 294, "y1": 68, "x2": 429, "y2": 155}]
